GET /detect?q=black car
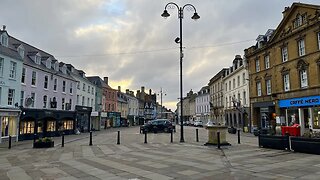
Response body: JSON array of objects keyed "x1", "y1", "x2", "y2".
[{"x1": 140, "y1": 119, "x2": 174, "y2": 133}]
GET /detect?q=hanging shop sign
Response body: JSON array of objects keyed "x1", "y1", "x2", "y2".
[{"x1": 279, "y1": 95, "x2": 320, "y2": 108}]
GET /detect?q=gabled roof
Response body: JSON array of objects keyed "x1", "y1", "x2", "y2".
[
  {"x1": 269, "y1": 2, "x2": 320, "y2": 43},
  {"x1": 87, "y1": 76, "x2": 112, "y2": 89}
]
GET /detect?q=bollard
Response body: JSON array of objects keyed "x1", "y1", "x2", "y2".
[
  {"x1": 33, "y1": 133, "x2": 37, "y2": 148},
  {"x1": 196, "y1": 129, "x2": 199, "y2": 142},
  {"x1": 171, "y1": 130, "x2": 173, "y2": 143},
  {"x1": 144, "y1": 131, "x2": 147, "y2": 144},
  {"x1": 117, "y1": 131, "x2": 120, "y2": 145},
  {"x1": 8, "y1": 135, "x2": 12, "y2": 149},
  {"x1": 89, "y1": 131, "x2": 93, "y2": 146},
  {"x1": 61, "y1": 133, "x2": 65, "y2": 147},
  {"x1": 237, "y1": 129, "x2": 241, "y2": 144},
  {"x1": 217, "y1": 132, "x2": 221, "y2": 149}
]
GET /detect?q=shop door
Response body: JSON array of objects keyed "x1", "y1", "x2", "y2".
[{"x1": 303, "y1": 108, "x2": 310, "y2": 133}]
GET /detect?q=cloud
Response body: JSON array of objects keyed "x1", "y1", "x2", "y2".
[{"x1": 1, "y1": 0, "x2": 318, "y2": 111}]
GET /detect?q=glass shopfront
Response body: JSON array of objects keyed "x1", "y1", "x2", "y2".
[{"x1": 312, "y1": 107, "x2": 320, "y2": 129}]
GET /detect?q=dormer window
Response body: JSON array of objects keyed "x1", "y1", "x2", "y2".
[
  {"x1": 46, "y1": 60, "x2": 51, "y2": 69},
  {"x1": 54, "y1": 62, "x2": 59, "y2": 71},
  {"x1": 0, "y1": 33, "x2": 8, "y2": 47},
  {"x1": 35, "y1": 54, "x2": 41, "y2": 65},
  {"x1": 17, "y1": 45, "x2": 24, "y2": 58},
  {"x1": 293, "y1": 13, "x2": 307, "y2": 29}
]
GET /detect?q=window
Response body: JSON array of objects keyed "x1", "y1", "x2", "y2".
[
  {"x1": 264, "y1": 55, "x2": 270, "y2": 69},
  {"x1": 87, "y1": 98, "x2": 90, "y2": 106},
  {"x1": 282, "y1": 46, "x2": 288, "y2": 62},
  {"x1": 77, "y1": 95, "x2": 79, "y2": 104},
  {"x1": 233, "y1": 79, "x2": 235, "y2": 89},
  {"x1": 256, "y1": 82, "x2": 261, "y2": 96},
  {"x1": 20, "y1": 121, "x2": 34, "y2": 134},
  {"x1": 237, "y1": 76, "x2": 240, "y2": 87},
  {"x1": 77, "y1": 82, "x2": 80, "y2": 89},
  {"x1": 68, "y1": 99, "x2": 72, "y2": 110},
  {"x1": 318, "y1": 32, "x2": 320, "y2": 50},
  {"x1": 47, "y1": 121, "x2": 56, "y2": 132},
  {"x1": 21, "y1": 68, "x2": 26, "y2": 83},
  {"x1": 82, "y1": 96, "x2": 85, "y2": 106},
  {"x1": 83, "y1": 83, "x2": 85, "y2": 91},
  {"x1": 255, "y1": 59, "x2": 260, "y2": 72},
  {"x1": 31, "y1": 71, "x2": 36, "y2": 86},
  {"x1": 31, "y1": 92, "x2": 35, "y2": 107},
  {"x1": 8, "y1": 89, "x2": 15, "y2": 105},
  {"x1": 88, "y1": 85, "x2": 90, "y2": 93},
  {"x1": 298, "y1": 39, "x2": 305, "y2": 56},
  {"x1": 54, "y1": 79, "x2": 57, "y2": 91},
  {"x1": 242, "y1": 73, "x2": 246, "y2": 85},
  {"x1": 1, "y1": 34, "x2": 8, "y2": 47},
  {"x1": 43, "y1": 95, "x2": 47, "y2": 108},
  {"x1": 20, "y1": 91, "x2": 24, "y2": 106},
  {"x1": 91, "y1": 99, "x2": 93, "y2": 108},
  {"x1": 62, "y1": 98, "x2": 65, "y2": 110},
  {"x1": 35, "y1": 55, "x2": 41, "y2": 65},
  {"x1": 0, "y1": 57, "x2": 3, "y2": 76},
  {"x1": 225, "y1": 83, "x2": 227, "y2": 91},
  {"x1": 92, "y1": 87, "x2": 94, "y2": 94},
  {"x1": 44, "y1": 76, "x2": 48, "y2": 89},
  {"x1": 18, "y1": 46, "x2": 24, "y2": 58},
  {"x1": 70, "y1": 82, "x2": 73, "y2": 94},
  {"x1": 283, "y1": 74, "x2": 290, "y2": 92},
  {"x1": 266, "y1": 79, "x2": 271, "y2": 95},
  {"x1": 9, "y1": 61, "x2": 17, "y2": 79},
  {"x1": 229, "y1": 81, "x2": 231, "y2": 91},
  {"x1": 62, "y1": 81, "x2": 66, "y2": 92},
  {"x1": 300, "y1": 69, "x2": 308, "y2": 88},
  {"x1": 243, "y1": 91, "x2": 246, "y2": 105}
]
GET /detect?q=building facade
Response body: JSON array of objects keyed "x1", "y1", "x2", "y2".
[
  {"x1": 195, "y1": 86, "x2": 210, "y2": 125},
  {"x1": 125, "y1": 89, "x2": 139, "y2": 126},
  {"x1": 0, "y1": 27, "x2": 23, "y2": 143},
  {"x1": 245, "y1": 3, "x2": 320, "y2": 135},
  {"x1": 208, "y1": 68, "x2": 228, "y2": 125},
  {"x1": 223, "y1": 55, "x2": 250, "y2": 131}
]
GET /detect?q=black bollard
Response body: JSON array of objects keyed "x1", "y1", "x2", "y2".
[
  {"x1": 61, "y1": 133, "x2": 65, "y2": 147},
  {"x1": 117, "y1": 131, "x2": 120, "y2": 145},
  {"x1": 89, "y1": 131, "x2": 93, "y2": 146},
  {"x1": 171, "y1": 130, "x2": 173, "y2": 143},
  {"x1": 8, "y1": 135, "x2": 12, "y2": 149},
  {"x1": 196, "y1": 129, "x2": 199, "y2": 142},
  {"x1": 238, "y1": 129, "x2": 241, "y2": 144},
  {"x1": 144, "y1": 131, "x2": 147, "y2": 144},
  {"x1": 217, "y1": 132, "x2": 221, "y2": 149},
  {"x1": 33, "y1": 133, "x2": 37, "y2": 148}
]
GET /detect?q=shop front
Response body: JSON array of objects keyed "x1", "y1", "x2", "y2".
[
  {"x1": 0, "y1": 108, "x2": 20, "y2": 143},
  {"x1": 19, "y1": 108, "x2": 76, "y2": 140},
  {"x1": 75, "y1": 105, "x2": 92, "y2": 133},
  {"x1": 279, "y1": 95, "x2": 320, "y2": 136},
  {"x1": 251, "y1": 101, "x2": 275, "y2": 132},
  {"x1": 90, "y1": 111, "x2": 100, "y2": 131},
  {"x1": 100, "y1": 112, "x2": 108, "y2": 129}
]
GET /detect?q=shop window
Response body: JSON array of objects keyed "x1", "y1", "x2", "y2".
[
  {"x1": 47, "y1": 121, "x2": 56, "y2": 132},
  {"x1": 20, "y1": 121, "x2": 34, "y2": 134},
  {"x1": 313, "y1": 108, "x2": 320, "y2": 129},
  {"x1": 63, "y1": 120, "x2": 74, "y2": 130},
  {"x1": 287, "y1": 109, "x2": 299, "y2": 126}
]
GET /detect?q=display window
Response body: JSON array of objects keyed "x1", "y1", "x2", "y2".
[
  {"x1": 287, "y1": 108, "x2": 299, "y2": 125},
  {"x1": 312, "y1": 107, "x2": 320, "y2": 129},
  {"x1": 20, "y1": 121, "x2": 35, "y2": 134},
  {"x1": 63, "y1": 120, "x2": 73, "y2": 130},
  {"x1": 47, "y1": 121, "x2": 56, "y2": 132}
]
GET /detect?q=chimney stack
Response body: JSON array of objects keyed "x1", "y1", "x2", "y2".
[
  {"x1": 104, "y1": 77, "x2": 108, "y2": 85},
  {"x1": 118, "y1": 86, "x2": 121, "y2": 92},
  {"x1": 2, "y1": 25, "x2": 6, "y2": 31},
  {"x1": 126, "y1": 89, "x2": 129, "y2": 94},
  {"x1": 141, "y1": 86, "x2": 145, "y2": 93},
  {"x1": 149, "y1": 89, "x2": 152, "y2": 95}
]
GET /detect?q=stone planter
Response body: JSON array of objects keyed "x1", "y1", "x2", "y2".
[
  {"x1": 290, "y1": 137, "x2": 320, "y2": 155},
  {"x1": 258, "y1": 135, "x2": 289, "y2": 150},
  {"x1": 33, "y1": 141, "x2": 54, "y2": 148},
  {"x1": 227, "y1": 127, "x2": 237, "y2": 134}
]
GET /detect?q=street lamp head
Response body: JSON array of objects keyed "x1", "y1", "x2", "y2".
[
  {"x1": 191, "y1": 12, "x2": 200, "y2": 20},
  {"x1": 174, "y1": 37, "x2": 180, "y2": 44},
  {"x1": 161, "y1": 10, "x2": 170, "y2": 18}
]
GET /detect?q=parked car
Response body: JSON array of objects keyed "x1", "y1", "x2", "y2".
[
  {"x1": 193, "y1": 120, "x2": 203, "y2": 127},
  {"x1": 140, "y1": 119, "x2": 174, "y2": 133}
]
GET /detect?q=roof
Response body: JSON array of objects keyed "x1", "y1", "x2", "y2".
[{"x1": 87, "y1": 76, "x2": 112, "y2": 89}]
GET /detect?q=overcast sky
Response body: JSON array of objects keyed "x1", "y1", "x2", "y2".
[{"x1": 1, "y1": 0, "x2": 319, "y2": 111}]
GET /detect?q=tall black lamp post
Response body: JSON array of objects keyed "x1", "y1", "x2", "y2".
[{"x1": 161, "y1": 2, "x2": 200, "y2": 143}]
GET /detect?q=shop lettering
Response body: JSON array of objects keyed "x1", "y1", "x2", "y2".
[{"x1": 290, "y1": 98, "x2": 319, "y2": 105}]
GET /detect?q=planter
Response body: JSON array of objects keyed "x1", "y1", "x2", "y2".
[
  {"x1": 228, "y1": 127, "x2": 237, "y2": 134},
  {"x1": 259, "y1": 135, "x2": 289, "y2": 150},
  {"x1": 290, "y1": 137, "x2": 320, "y2": 155},
  {"x1": 33, "y1": 141, "x2": 54, "y2": 148}
]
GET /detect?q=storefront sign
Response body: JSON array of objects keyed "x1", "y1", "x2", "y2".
[{"x1": 279, "y1": 96, "x2": 320, "y2": 108}]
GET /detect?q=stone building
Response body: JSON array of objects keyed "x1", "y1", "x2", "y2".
[{"x1": 245, "y1": 3, "x2": 320, "y2": 135}]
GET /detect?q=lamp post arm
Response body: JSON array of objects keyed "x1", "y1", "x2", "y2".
[
  {"x1": 182, "y1": 4, "x2": 198, "y2": 13},
  {"x1": 164, "y1": 2, "x2": 180, "y2": 11}
]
